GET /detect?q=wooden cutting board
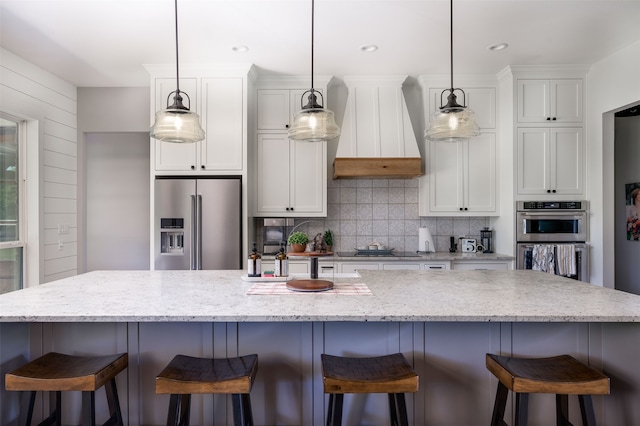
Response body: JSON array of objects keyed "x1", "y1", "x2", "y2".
[{"x1": 286, "y1": 279, "x2": 334, "y2": 292}]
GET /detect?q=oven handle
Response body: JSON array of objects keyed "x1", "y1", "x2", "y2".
[{"x1": 518, "y1": 212, "x2": 585, "y2": 217}]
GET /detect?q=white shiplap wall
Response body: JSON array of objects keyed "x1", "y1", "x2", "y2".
[{"x1": 0, "y1": 48, "x2": 78, "y2": 285}]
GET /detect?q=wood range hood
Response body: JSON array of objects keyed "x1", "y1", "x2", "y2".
[{"x1": 333, "y1": 76, "x2": 423, "y2": 179}]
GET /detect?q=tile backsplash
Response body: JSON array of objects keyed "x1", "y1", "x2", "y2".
[{"x1": 255, "y1": 178, "x2": 490, "y2": 253}]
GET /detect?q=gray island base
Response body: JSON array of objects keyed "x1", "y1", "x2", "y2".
[{"x1": 1, "y1": 270, "x2": 640, "y2": 425}]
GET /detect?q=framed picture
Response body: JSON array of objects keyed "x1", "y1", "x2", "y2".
[{"x1": 626, "y1": 182, "x2": 640, "y2": 241}]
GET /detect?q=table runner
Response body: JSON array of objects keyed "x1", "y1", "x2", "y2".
[{"x1": 246, "y1": 281, "x2": 372, "y2": 295}]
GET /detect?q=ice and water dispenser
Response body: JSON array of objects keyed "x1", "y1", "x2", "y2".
[{"x1": 160, "y1": 218, "x2": 184, "y2": 254}]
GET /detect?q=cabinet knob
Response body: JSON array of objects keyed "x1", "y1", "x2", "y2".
[
  {"x1": 201, "y1": 165, "x2": 205, "y2": 169},
  {"x1": 459, "y1": 207, "x2": 463, "y2": 211},
  {"x1": 552, "y1": 117, "x2": 557, "y2": 121},
  {"x1": 546, "y1": 117, "x2": 551, "y2": 121},
  {"x1": 191, "y1": 165, "x2": 195, "y2": 170},
  {"x1": 464, "y1": 207, "x2": 468, "y2": 211},
  {"x1": 547, "y1": 189, "x2": 551, "y2": 193},
  {"x1": 285, "y1": 124, "x2": 289, "y2": 129},
  {"x1": 552, "y1": 189, "x2": 557, "y2": 193}
]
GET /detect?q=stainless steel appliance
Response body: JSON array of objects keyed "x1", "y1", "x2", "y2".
[
  {"x1": 515, "y1": 201, "x2": 588, "y2": 281},
  {"x1": 155, "y1": 177, "x2": 242, "y2": 270},
  {"x1": 262, "y1": 218, "x2": 294, "y2": 254}
]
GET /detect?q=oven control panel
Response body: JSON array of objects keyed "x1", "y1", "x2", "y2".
[{"x1": 519, "y1": 201, "x2": 585, "y2": 211}]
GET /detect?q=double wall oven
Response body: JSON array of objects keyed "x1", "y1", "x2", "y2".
[{"x1": 516, "y1": 201, "x2": 588, "y2": 282}]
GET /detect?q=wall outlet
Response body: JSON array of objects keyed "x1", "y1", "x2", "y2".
[{"x1": 58, "y1": 224, "x2": 69, "y2": 235}]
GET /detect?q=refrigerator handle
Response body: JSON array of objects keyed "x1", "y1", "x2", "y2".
[
  {"x1": 191, "y1": 195, "x2": 197, "y2": 270},
  {"x1": 197, "y1": 194, "x2": 203, "y2": 270}
]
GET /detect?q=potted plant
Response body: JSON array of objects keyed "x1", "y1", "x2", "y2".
[
  {"x1": 287, "y1": 231, "x2": 309, "y2": 253},
  {"x1": 323, "y1": 229, "x2": 334, "y2": 252}
]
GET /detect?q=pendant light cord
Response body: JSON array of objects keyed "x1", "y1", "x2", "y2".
[
  {"x1": 174, "y1": 0, "x2": 181, "y2": 94},
  {"x1": 449, "y1": 0, "x2": 454, "y2": 91},
  {"x1": 311, "y1": 0, "x2": 315, "y2": 91}
]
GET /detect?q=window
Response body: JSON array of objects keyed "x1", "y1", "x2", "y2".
[{"x1": 0, "y1": 116, "x2": 24, "y2": 293}]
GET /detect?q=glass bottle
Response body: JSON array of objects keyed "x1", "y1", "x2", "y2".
[
  {"x1": 248, "y1": 242, "x2": 262, "y2": 277},
  {"x1": 274, "y1": 244, "x2": 289, "y2": 277}
]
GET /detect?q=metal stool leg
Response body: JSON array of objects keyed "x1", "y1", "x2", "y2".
[
  {"x1": 104, "y1": 377, "x2": 124, "y2": 426},
  {"x1": 232, "y1": 393, "x2": 254, "y2": 426},
  {"x1": 515, "y1": 393, "x2": 529, "y2": 426},
  {"x1": 556, "y1": 394, "x2": 571, "y2": 426},
  {"x1": 393, "y1": 393, "x2": 409, "y2": 426},
  {"x1": 491, "y1": 382, "x2": 509, "y2": 426},
  {"x1": 579, "y1": 395, "x2": 597, "y2": 426},
  {"x1": 18, "y1": 391, "x2": 36, "y2": 426},
  {"x1": 326, "y1": 394, "x2": 343, "y2": 426},
  {"x1": 81, "y1": 391, "x2": 96, "y2": 426}
]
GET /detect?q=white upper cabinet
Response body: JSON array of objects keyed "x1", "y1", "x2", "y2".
[
  {"x1": 149, "y1": 66, "x2": 250, "y2": 174},
  {"x1": 424, "y1": 133, "x2": 497, "y2": 215},
  {"x1": 255, "y1": 133, "x2": 326, "y2": 216},
  {"x1": 419, "y1": 79, "x2": 499, "y2": 216},
  {"x1": 257, "y1": 89, "x2": 321, "y2": 131},
  {"x1": 253, "y1": 78, "x2": 331, "y2": 217},
  {"x1": 517, "y1": 127, "x2": 584, "y2": 196},
  {"x1": 517, "y1": 79, "x2": 583, "y2": 124}
]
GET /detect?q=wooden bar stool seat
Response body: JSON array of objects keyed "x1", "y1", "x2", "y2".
[
  {"x1": 321, "y1": 353, "x2": 419, "y2": 426},
  {"x1": 156, "y1": 354, "x2": 258, "y2": 426},
  {"x1": 5, "y1": 352, "x2": 128, "y2": 426},
  {"x1": 486, "y1": 353, "x2": 610, "y2": 426}
]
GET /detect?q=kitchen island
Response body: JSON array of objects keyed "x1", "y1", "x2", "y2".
[{"x1": 1, "y1": 270, "x2": 639, "y2": 425}]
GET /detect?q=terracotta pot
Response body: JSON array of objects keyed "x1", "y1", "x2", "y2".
[
  {"x1": 326, "y1": 245, "x2": 333, "y2": 253},
  {"x1": 290, "y1": 243, "x2": 307, "y2": 253}
]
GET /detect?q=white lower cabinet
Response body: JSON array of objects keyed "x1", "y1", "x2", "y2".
[
  {"x1": 452, "y1": 261, "x2": 511, "y2": 270},
  {"x1": 382, "y1": 263, "x2": 421, "y2": 270},
  {"x1": 423, "y1": 262, "x2": 449, "y2": 270},
  {"x1": 340, "y1": 263, "x2": 380, "y2": 273}
]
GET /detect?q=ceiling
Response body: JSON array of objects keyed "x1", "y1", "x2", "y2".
[{"x1": 1, "y1": 0, "x2": 640, "y2": 88}]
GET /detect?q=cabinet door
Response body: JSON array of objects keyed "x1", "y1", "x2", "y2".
[
  {"x1": 464, "y1": 133, "x2": 496, "y2": 212},
  {"x1": 154, "y1": 78, "x2": 199, "y2": 171},
  {"x1": 256, "y1": 134, "x2": 290, "y2": 215},
  {"x1": 200, "y1": 78, "x2": 243, "y2": 171},
  {"x1": 517, "y1": 128, "x2": 550, "y2": 195},
  {"x1": 429, "y1": 140, "x2": 464, "y2": 212},
  {"x1": 518, "y1": 79, "x2": 550, "y2": 123},
  {"x1": 518, "y1": 79, "x2": 582, "y2": 123},
  {"x1": 551, "y1": 128, "x2": 584, "y2": 195},
  {"x1": 452, "y1": 261, "x2": 509, "y2": 270},
  {"x1": 341, "y1": 263, "x2": 380, "y2": 273},
  {"x1": 551, "y1": 79, "x2": 583, "y2": 123},
  {"x1": 257, "y1": 90, "x2": 290, "y2": 130},
  {"x1": 289, "y1": 140, "x2": 326, "y2": 215}
]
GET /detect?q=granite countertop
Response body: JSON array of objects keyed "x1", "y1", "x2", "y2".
[
  {"x1": 1, "y1": 270, "x2": 639, "y2": 323},
  {"x1": 264, "y1": 252, "x2": 515, "y2": 261}
]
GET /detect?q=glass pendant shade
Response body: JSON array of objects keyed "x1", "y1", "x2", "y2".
[
  {"x1": 150, "y1": 108, "x2": 205, "y2": 143},
  {"x1": 425, "y1": 107, "x2": 480, "y2": 141},
  {"x1": 289, "y1": 108, "x2": 340, "y2": 142}
]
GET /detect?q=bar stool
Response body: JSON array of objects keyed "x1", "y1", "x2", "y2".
[
  {"x1": 486, "y1": 353, "x2": 610, "y2": 426},
  {"x1": 5, "y1": 352, "x2": 128, "y2": 426},
  {"x1": 155, "y1": 354, "x2": 258, "y2": 426},
  {"x1": 321, "y1": 353, "x2": 419, "y2": 426}
]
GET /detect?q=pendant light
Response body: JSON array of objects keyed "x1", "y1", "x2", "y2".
[
  {"x1": 150, "y1": 0, "x2": 205, "y2": 143},
  {"x1": 288, "y1": 0, "x2": 340, "y2": 142},
  {"x1": 425, "y1": 0, "x2": 480, "y2": 142}
]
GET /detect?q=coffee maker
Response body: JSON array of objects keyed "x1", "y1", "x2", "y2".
[{"x1": 480, "y1": 228, "x2": 494, "y2": 253}]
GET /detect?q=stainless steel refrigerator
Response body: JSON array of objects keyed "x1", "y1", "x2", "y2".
[{"x1": 154, "y1": 177, "x2": 242, "y2": 270}]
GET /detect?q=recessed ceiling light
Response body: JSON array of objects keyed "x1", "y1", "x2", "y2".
[
  {"x1": 487, "y1": 43, "x2": 509, "y2": 51},
  {"x1": 232, "y1": 45, "x2": 249, "y2": 53},
  {"x1": 360, "y1": 45, "x2": 378, "y2": 53}
]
